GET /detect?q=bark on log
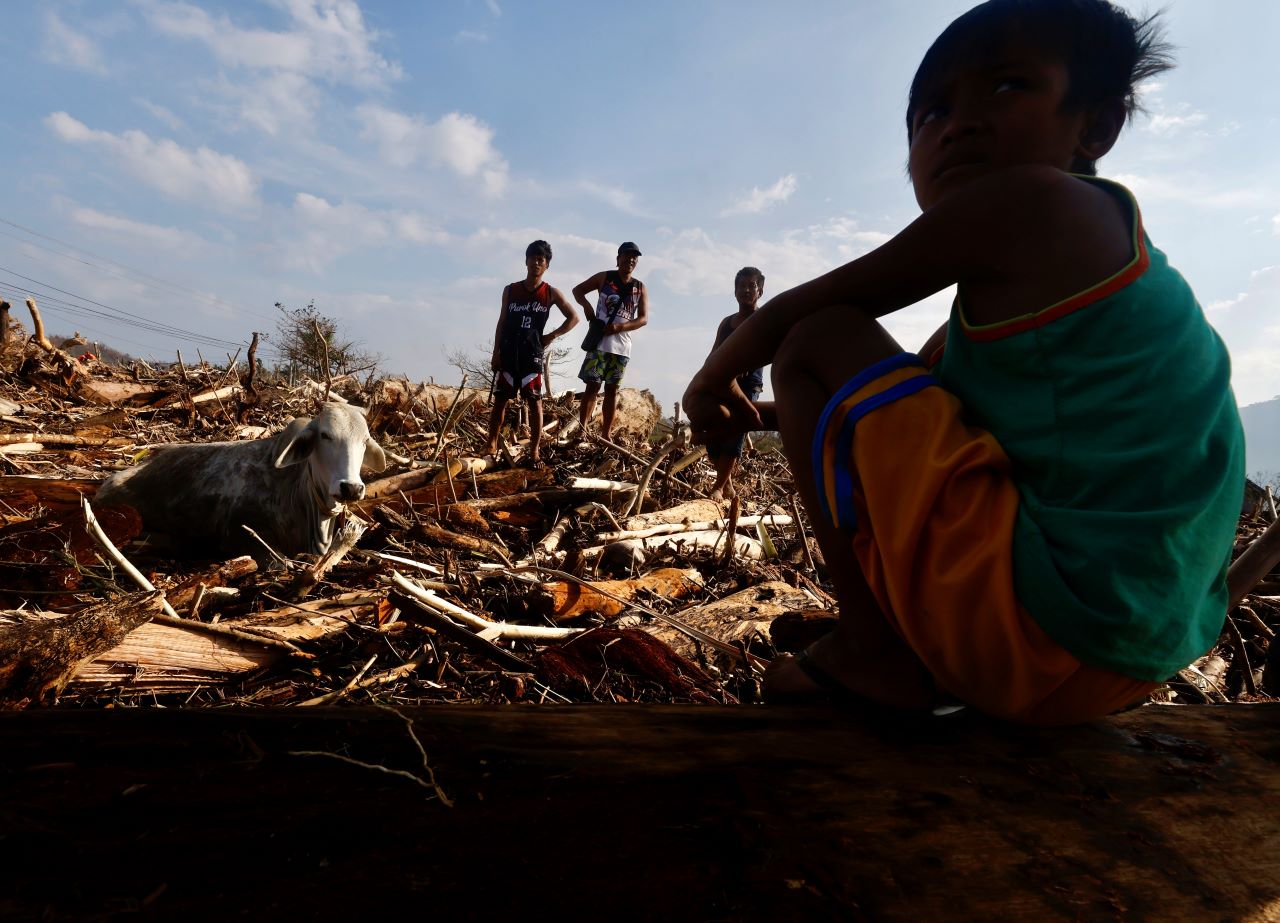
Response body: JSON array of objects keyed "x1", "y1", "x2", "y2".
[
  {"x1": 1, "y1": 704, "x2": 1277, "y2": 920},
  {"x1": 1228, "y1": 513, "x2": 1280, "y2": 608},
  {"x1": 65, "y1": 592, "x2": 376, "y2": 694},
  {"x1": 530, "y1": 567, "x2": 703, "y2": 622},
  {"x1": 624, "y1": 499, "x2": 725, "y2": 531},
  {"x1": 0, "y1": 476, "x2": 103, "y2": 512},
  {"x1": 412, "y1": 519, "x2": 511, "y2": 564},
  {"x1": 581, "y1": 529, "x2": 765, "y2": 563},
  {"x1": 646, "y1": 581, "x2": 815, "y2": 663},
  {"x1": 0, "y1": 590, "x2": 166, "y2": 706},
  {"x1": 72, "y1": 380, "x2": 168, "y2": 406}
]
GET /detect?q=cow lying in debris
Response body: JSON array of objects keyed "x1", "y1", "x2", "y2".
[{"x1": 95, "y1": 402, "x2": 386, "y2": 559}]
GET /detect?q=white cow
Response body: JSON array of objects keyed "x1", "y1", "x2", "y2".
[{"x1": 95, "y1": 402, "x2": 387, "y2": 558}]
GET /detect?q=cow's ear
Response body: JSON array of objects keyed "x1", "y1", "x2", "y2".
[
  {"x1": 275, "y1": 420, "x2": 317, "y2": 468},
  {"x1": 363, "y1": 437, "x2": 387, "y2": 473}
]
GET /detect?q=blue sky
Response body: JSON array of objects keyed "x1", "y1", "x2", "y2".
[{"x1": 1, "y1": 0, "x2": 1277, "y2": 415}]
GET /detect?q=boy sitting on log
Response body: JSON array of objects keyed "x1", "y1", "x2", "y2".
[{"x1": 683, "y1": 0, "x2": 1245, "y2": 724}]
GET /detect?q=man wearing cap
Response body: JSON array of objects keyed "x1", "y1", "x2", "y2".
[{"x1": 572, "y1": 242, "x2": 649, "y2": 440}]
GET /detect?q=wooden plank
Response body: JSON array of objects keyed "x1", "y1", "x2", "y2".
[{"x1": 0, "y1": 704, "x2": 1276, "y2": 920}]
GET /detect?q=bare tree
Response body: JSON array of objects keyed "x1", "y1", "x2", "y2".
[
  {"x1": 273, "y1": 301, "x2": 381, "y2": 381},
  {"x1": 445, "y1": 341, "x2": 577, "y2": 392}
]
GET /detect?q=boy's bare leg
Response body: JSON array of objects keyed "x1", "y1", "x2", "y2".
[
  {"x1": 578, "y1": 382, "x2": 601, "y2": 435},
  {"x1": 601, "y1": 383, "x2": 619, "y2": 440},
  {"x1": 528, "y1": 398, "x2": 543, "y2": 463},
  {"x1": 483, "y1": 396, "x2": 511, "y2": 456},
  {"x1": 709, "y1": 453, "x2": 737, "y2": 501},
  {"x1": 767, "y1": 305, "x2": 935, "y2": 710}
]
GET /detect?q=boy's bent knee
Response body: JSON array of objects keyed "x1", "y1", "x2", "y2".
[{"x1": 774, "y1": 305, "x2": 902, "y2": 395}]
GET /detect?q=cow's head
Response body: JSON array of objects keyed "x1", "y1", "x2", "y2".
[{"x1": 274, "y1": 402, "x2": 387, "y2": 508}]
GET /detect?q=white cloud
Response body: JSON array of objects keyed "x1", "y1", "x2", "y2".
[
  {"x1": 70, "y1": 207, "x2": 204, "y2": 254},
  {"x1": 45, "y1": 112, "x2": 259, "y2": 211},
  {"x1": 278, "y1": 192, "x2": 449, "y2": 272},
  {"x1": 1109, "y1": 172, "x2": 1268, "y2": 211},
  {"x1": 577, "y1": 180, "x2": 649, "y2": 217},
  {"x1": 1273, "y1": 213, "x2": 1280, "y2": 236},
  {"x1": 135, "y1": 97, "x2": 186, "y2": 133},
  {"x1": 224, "y1": 71, "x2": 322, "y2": 136},
  {"x1": 656, "y1": 214, "x2": 889, "y2": 298},
  {"x1": 455, "y1": 30, "x2": 489, "y2": 43},
  {"x1": 43, "y1": 11, "x2": 107, "y2": 74},
  {"x1": 1145, "y1": 108, "x2": 1208, "y2": 135},
  {"x1": 140, "y1": 0, "x2": 401, "y2": 89},
  {"x1": 483, "y1": 0, "x2": 502, "y2": 16},
  {"x1": 722, "y1": 174, "x2": 798, "y2": 216},
  {"x1": 358, "y1": 104, "x2": 510, "y2": 196},
  {"x1": 1203, "y1": 265, "x2": 1280, "y2": 406}
]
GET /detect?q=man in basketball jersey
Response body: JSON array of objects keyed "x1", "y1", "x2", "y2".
[
  {"x1": 483, "y1": 240, "x2": 579, "y2": 463},
  {"x1": 572, "y1": 241, "x2": 650, "y2": 440}
]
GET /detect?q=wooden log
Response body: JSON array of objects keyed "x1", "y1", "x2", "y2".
[
  {"x1": 1229, "y1": 513, "x2": 1280, "y2": 608},
  {"x1": 0, "y1": 590, "x2": 166, "y2": 706},
  {"x1": 581, "y1": 529, "x2": 765, "y2": 563},
  {"x1": 646, "y1": 581, "x2": 815, "y2": 663},
  {"x1": 412, "y1": 519, "x2": 511, "y2": 565},
  {"x1": 0, "y1": 475, "x2": 103, "y2": 512},
  {"x1": 624, "y1": 499, "x2": 725, "y2": 531},
  {"x1": 64, "y1": 592, "x2": 377, "y2": 695},
  {"x1": 72, "y1": 380, "x2": 169, "y2": 406},
  {"x1": 530, "y1": 567, "x2": 703, "y2": 622},
  {"x1": 0, "y1": 433, "x2": 132, "y2": 448},
  {"x1": 0, "y1": 704, "x2": 1277, "y2": 920}
]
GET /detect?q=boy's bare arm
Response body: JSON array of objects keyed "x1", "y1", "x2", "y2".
[
  {"x1": 691, "y1": 165, "x2": 1131, "y2": 388},
  {"x1": 542, "y1": 287, "x2": 580, "y2": 347},
  {"x1": 609, "y1": 283, "x2": 649, "y2": 334},
  {"x1": 572, "y1": 272, "x2": 605, "y2": 320}
]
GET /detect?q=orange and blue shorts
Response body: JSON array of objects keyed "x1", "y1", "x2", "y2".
[{"x1": 813, "y1": 353, "x2": 1157, "y2": 725}]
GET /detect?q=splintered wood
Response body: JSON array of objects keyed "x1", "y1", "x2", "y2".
[{"x1": 0, "y1": 336, "x2": 1277, "y2": 711}]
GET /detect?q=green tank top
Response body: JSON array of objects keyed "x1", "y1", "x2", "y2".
[{"x1": 936, "y1": 178, "x2": 1244, "y2": 681}]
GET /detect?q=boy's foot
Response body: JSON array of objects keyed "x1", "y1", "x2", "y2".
[{"x1": 764, "y1": 631, "x2": 935, "y2": 711}]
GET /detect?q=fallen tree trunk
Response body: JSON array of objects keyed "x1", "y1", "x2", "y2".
[
  {"x1": 0, "y1": 590, "x2": 166, "y2": 706},
  {"x1": 0, "y1": 704, "x2": 1276, "y2": 920}
]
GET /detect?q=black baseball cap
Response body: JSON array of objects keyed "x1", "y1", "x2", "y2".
[{"x1": 617, "y1": 241, "x2": 642, "y2": 256}]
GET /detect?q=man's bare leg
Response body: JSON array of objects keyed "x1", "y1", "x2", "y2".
[
  {"x1": 528, "y1": 398, "x2": 544, "y2": 463},
  {"x1": 709, "y1": 453, "x2": 738, "y2": 502},
  {"x1": 765, "y1": 305, "x2": 935, "y2": 710},
  {"x1": 578, "y1": 382, "x2": 601, "y2": 436},
  {"x1": 601, "y1": 383, "x2": 619, "y2": 441},
  {"x1": 483, "y1": 396, "x2": 511, "y2": 456}
]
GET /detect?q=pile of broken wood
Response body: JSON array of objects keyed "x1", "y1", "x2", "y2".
[{"x1": 1, "y1": 299, "x2": 1278, "y2": 712}]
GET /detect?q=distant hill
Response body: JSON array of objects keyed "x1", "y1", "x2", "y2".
[{"x1": 1241, "y1": 396, "x2": 1280, "y2": 485}]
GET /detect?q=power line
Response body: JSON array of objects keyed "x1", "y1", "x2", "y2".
[
  {"x1": 0, "y1": 266, "x2": 248, "y2": 350},
  {"x1": 0, "y1": 217, "x2": 278, "y2": 326}
]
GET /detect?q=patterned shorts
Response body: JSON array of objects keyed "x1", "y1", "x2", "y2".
[{"x1": 579, "y1": 350, "x2": 629, "y2": 385}]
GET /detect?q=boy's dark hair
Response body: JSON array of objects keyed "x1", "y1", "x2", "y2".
[
  {"x1": 526, "y1": 240, "x2": 553, "y2": 262},
  {"x1": 907, "y1": 0, "x2": 1174, "y2": 175},
  {"x1": 735, "y1": 266, "x2": 765, "y2": 286}
]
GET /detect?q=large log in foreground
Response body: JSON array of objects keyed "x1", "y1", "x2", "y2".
[{"x1": 1, "y1": 704, "x2": 1278, "y2": 921}]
